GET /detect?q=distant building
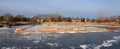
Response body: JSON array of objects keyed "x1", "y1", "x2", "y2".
[
  {"x1": 71, "y1": 18, "x2": 81, "y2": 22},
  {"x1": 36, "y1": 13, "x2": 62, "y2": 22}
]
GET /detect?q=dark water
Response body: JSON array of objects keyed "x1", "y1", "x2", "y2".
[{"x1": 0, "y1": 26, "x2": 120, "y2": 49}]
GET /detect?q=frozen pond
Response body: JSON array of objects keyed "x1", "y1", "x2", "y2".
[{"x1": 0, "y1": 25, "x2": 120, "y2": 49}]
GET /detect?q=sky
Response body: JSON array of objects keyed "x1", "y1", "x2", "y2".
[{"x1": 0, "y1": 0, "x2": 120, "y2": 18}]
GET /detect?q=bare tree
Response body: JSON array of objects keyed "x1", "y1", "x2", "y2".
[{"x1": 3, "y1": 13, "x2": 13, "y2": 22}]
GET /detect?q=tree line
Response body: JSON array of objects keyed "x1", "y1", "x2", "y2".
[
  {"x1": 0, "y1": 13, "x2": 120, "y2": 24},
  {"x1": 0, "y1": 13, "x2": 31, "y2": 22}
]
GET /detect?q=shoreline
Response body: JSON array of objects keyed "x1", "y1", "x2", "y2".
[
  {"x1": 40, "y1": 22, "x2": 120, "y2": 26},
  {"x1": 0, "y1": 22, "x2": 31, "y2": 27},
  {"x1": 14, "y1": 25, "x2": 120, "y2": 34},
  {"x1": 13, "y1": 22, "x2": 120, "y2": 34}
]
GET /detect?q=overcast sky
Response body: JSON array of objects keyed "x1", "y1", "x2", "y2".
[{"x1": 0, "y1": 0, "x2": 120, "y2": 18}]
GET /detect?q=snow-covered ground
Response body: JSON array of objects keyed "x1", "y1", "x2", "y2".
[
  {"x1": 16, "y1": 25, "x2": 114, "y2": 34},
  {"x1": 26, "y1": 25, "x2": 82, "y2": 30}
]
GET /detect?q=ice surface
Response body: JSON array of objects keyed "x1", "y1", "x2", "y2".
[
  {"x1": 79, "y1": 35, "x2": 120, "y2": 49},
  {"x1": 0, "y1": 25, "x2": 120, "y2": 49},
  {"x1": 94, "y1": 35, "x2": 120, "y2": 49}
]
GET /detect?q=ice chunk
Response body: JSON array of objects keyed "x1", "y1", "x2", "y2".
[
  {"x1": 94, "y1": 45, "x2": 102, "y2": 49},
  {"x1": 33, "y1": 40, "x2": 40, "y2": 44},
  {"x1": 46, "y1": 43, "x2": 54, "y2": 46},
  {"x1": 80, "y1": 44, "x2": 91, "y2": 49},
  {"x1": 106, "y1": 40, "x2": 118, "y2": 43},
  {"x1": 113, "y1": 36, "x2": 120, "y2": 40},
  {"x1": 102, "y1": 41, "x2": 112, "y2": 47}
]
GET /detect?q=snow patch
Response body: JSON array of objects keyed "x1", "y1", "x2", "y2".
[{"x1": 94, "y1": 36, "x2": 120, "y2": 49}]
